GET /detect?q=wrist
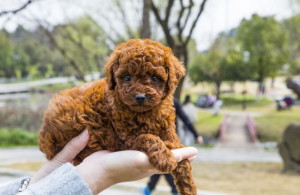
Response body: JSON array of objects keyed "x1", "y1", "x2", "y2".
[{"x1": 76, "y1": 164, "x2": 114, "y2": 194}]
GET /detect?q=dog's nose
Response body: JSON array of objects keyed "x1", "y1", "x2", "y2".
[{"x1": 135, "y1": 94, "x2": 146, "y2": 103}]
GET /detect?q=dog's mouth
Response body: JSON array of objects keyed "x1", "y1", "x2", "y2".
[{"x1": 129, "y1": 104, "x2": 153, "y2": 112}]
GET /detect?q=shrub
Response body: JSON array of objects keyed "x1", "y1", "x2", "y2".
[{"x1": 0, "y1": 129, "x2": 38, "y2": 147}]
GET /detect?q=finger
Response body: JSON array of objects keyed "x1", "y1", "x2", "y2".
[
  {"x1": 52, "y1": 129, "x2": 90, "y2": 164},
  {"x1": 94, "y1": 150, "x2": 111, "y2": 156},
  {"x1": 188, "y1": 155, "x2": 196, "y2": 162},
  {"x1": 171, "y1": 147, "x2": 198, "y2": 162},
  {"x1": 122, "y1": 151, "x2": 155, "y2": 172},
  {"x1": 87, "y1": 150, "x2": 111, "y2": 160}
]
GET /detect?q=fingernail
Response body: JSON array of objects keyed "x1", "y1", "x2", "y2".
[
  {"x1": 173, "y1": 153, "x2": 182, "y2": 162},
  {"x1": 80, "y1": 129, "x2": 89, "y2": 140}
]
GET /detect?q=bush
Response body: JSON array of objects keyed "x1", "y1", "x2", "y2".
[
  {"x1": 0, "y1": 129, "x2": 38, "y2": 147},
  {"x1": 0, "y1": 106, "x2": 45, "y2": 132}
]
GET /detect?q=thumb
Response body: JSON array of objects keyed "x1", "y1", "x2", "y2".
[
  {"x1": 30, "y1": 130, "x2": 90, "y2": 184},
  {"x1": 52, "y1": 129, "x2": 90, "y2": 164}
]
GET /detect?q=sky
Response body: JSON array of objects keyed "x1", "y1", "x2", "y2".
[{"x1": 0, "y1": 0, "x2": 298, "y2": 52}]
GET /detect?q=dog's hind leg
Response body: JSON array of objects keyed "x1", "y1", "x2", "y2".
[
  {"x1": 171, "y1": 159, "x2": 197, "y2": 195},
  {"x1": 164, "y1": 141, "x2": 197, "y2": 195}
]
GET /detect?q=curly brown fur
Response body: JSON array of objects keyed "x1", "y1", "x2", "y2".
[{"x1": 39, "y1": 39, "x2": 197, "y2": 195}]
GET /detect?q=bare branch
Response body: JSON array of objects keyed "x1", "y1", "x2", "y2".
[
  {"x1": 181, "y1": 0, "x2": 193, "y2": 32},
  {"x1": 115, "y1": 0, "x2": 135, "y2": 39},
  {"x1": 150, "y1": 0, "x2": 175, "y2": 48},
  {"x1": 176, "y1": 0, "x2": 185, "y2": 42},
  {"x1": 184, "y1": 0, "x2": 207, "y2": 46},
  {"x1": 61, "y1": 25, "x2": 93, "y2": 74},
  {"x1": 0, "y1": 0, "x2": 33, "y2": 17},
  {"x1": 150, "y1": 0, "x2": 164, "y2": 26},
  {"x1": 96, "y1": 11, "x2": 126, "y2": 44},
  {"x1": 39, "y1": 25, "x2": 86, "y2": 81},
  {"x1": 165, "y1": 0, "x2": 174, "y2": 23}
]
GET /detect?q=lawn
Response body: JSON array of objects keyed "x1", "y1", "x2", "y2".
[
  {"x1": 6, "y1": 161, "x2": 299, "y2": 195},
  {"x1": 220, "y1": 94, "x2": 273, "y2": 112},
  {"x1": 194, "y1": 111, "x2": 222, "y2": 139},
  {"x1": 255, "y1": 106, "x2": 300, "y2": 143},
  {"x1": 34, "y1": 82, "x2": 75, "y2": 93}
]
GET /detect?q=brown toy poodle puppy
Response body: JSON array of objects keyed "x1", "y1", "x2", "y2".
[{"x1": 39, "y1": 39, "x2": 197, "y2": 195}]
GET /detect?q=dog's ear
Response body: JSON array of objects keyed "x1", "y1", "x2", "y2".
[
  {"x1": 104, "y1": 51, "x2": 121, "y2": 90},
  {"x1": 165, "y1": 55, "x2": 186, "y2": 95}
]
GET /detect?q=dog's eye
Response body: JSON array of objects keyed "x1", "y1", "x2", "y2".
[
  {"x1": 124, "y1": 75, "x2": 131, "y2": 82},
  {"x1": 151, "y1": 76, "x2": 159, "y2": 83}
]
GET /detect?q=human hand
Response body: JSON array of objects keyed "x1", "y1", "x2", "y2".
[
  {"x1": 29, "y1": 129, "x2": 90, "y2": 185},
  {"x1": 197, "y1": 136, "x2": 203, "y2": 145},
  {"x1": 77, "y1": 147, "x2": 198, "y2": 195}
]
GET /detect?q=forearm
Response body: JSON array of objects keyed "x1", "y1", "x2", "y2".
[
  {"x1": 23, "y1": 163, "x2": 92, "y2": 195},
  {"x1": 0, "y1": 177, "x2": 25, "y2": 195}
]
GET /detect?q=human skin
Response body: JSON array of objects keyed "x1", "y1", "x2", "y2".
[{"x1": 30, "y1": 130, "x2": 198, "y2": 195}]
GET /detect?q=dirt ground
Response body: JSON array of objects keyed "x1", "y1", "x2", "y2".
[{"x1": 138, "y1": 162, "x2": 300, "y2": 195}]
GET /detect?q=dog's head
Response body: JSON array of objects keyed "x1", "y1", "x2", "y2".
[{"x1": 104, "y1": 39, "x2": 185, "y2": 112}]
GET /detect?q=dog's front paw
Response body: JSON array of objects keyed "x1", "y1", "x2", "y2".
[{"x1": 149, "y1": 151, "x2": 177, "y2": 173}]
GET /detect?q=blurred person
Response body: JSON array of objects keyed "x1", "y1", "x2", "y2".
[
  {"x1": 283, "y1": 96, "x2": 294, "y2": 107},
  {"x1": 0, "y1": 130, "x2": 198, "y2": 195},
  {"x1": 180, "y1": 95, "x2": 198, "y2": 146},
  {"x1": 142, "y1": 97, "x2": 202, "y2": 195},
  {"x1": 206, "y1": 94, "x2": 216, "y2": 108},
  {"x1": 196, "y1": 94, "x2": 208, "y2": 108}
]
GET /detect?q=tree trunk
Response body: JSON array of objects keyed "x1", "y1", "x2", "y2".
[
  {"x1": 215, "y1": 82, "x2": 221, "y2": 99},
  {"x1": 141, "y1": 0, "x2": 151, "y2": 39},
  {"x1": 174, "y1": 77, "x2": 184, "y2": 100},
  {"x1": 174, "y1": 44, "x2": 188, "y2": 99}
]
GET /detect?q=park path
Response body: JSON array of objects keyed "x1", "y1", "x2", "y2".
[
  {"x1": 193, "y1": 112, "x2": 281, "y2": 163},
  {"x1": 216, "y1": 115, "x2": 259, "y2": 149}
]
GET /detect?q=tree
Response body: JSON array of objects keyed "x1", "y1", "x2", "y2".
[
  {"x1": 141, "y1": 0, "x2": 151, "y2": 39},
  {"x1": 0, "y1": 31, "x2": 13, "y2": 78},
  {"x1": 11, "y1": 48, "x2": 30, "y2": 78},
  {"x1": 188, "y1": 37, "x2": 244, "y2": 98},
  {"x1": 189, "y1": 50, "x2": 223, "y2": 98},
  {"x1": 282, "y1": 14, "x2": 300, "y2": 75},
  {"x1": 237, "y1": 14, "x2": 289, "y2": 87},
  {"x1": 150, "y1": 0, "x2": 208, "y2": 98},
  {"x1": 38, "y1": 16, "x2": 110, "y2": 80}
]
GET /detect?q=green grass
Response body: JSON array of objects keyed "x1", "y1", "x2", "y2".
[
  {"x1": 35, "y1": 82, "x2": 75, "y2": 91},
  {"x1": 255, "y1": 106, "x2": 300, "y2": 143},
  {"x1": 220, "y1": 94, "x2": 273, "y2": 111},
  {"x1": 195, "y1": 111, "x2": 223, "y2": 138},
  {"x1": 0, "y1": 129, "x2": 38, "y2": 147},
  {"x1": 181, "y1": 94, "x2": 273, "y2": 112}
]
